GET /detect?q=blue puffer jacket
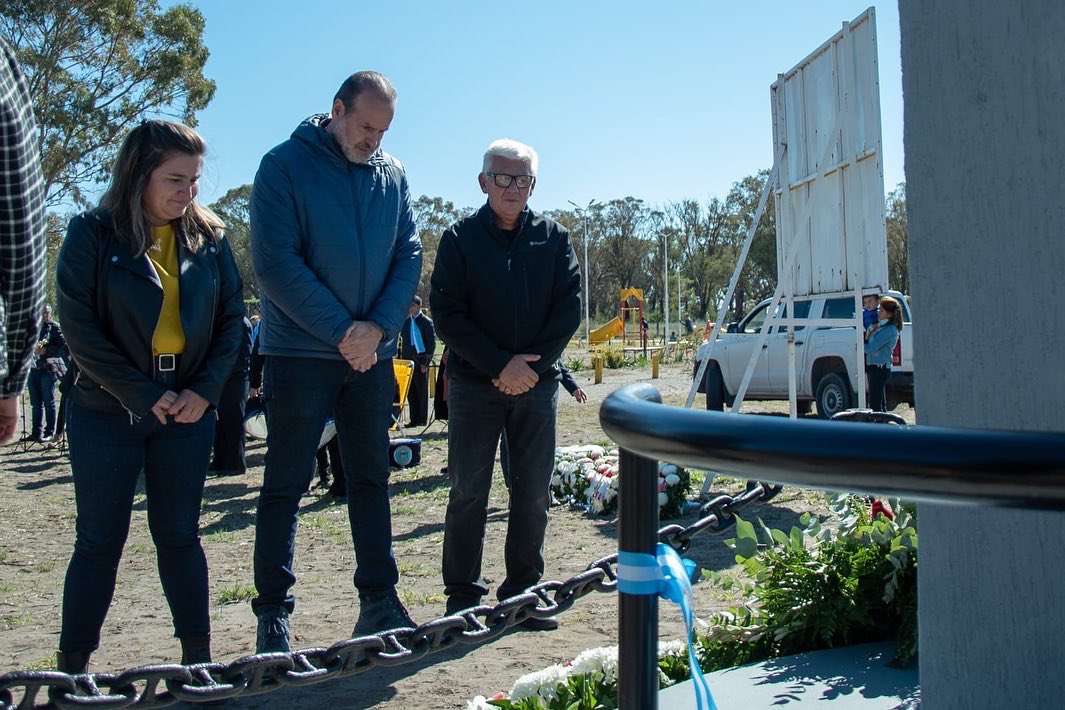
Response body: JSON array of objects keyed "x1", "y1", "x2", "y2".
[{"x1": 250, "y1": 114, "x2": 421, "y2": 360}]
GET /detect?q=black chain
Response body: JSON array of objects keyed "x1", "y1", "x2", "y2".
[{"x1": 0, "y1": 483, "x2": 777, "y2": 708}]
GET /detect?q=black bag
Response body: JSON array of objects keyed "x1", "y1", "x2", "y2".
[{"x1": 389, "y1": 438, "x2": 421, "y2": 468}]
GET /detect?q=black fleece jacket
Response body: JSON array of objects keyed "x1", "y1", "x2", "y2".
[{"x1": 430, "y1": 204, "x2": 581, "y2": 381}]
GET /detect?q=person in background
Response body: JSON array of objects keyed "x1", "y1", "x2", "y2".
[
  {"x1": 864, "y1": 295, "x2": 903, "y2": 412},
  {"x1": 55, "y1": 120, "x2": 244, "y2": 673},
  {"x1": 681, "y1": 315, "x2": 694, "y2": 335},
  {"x1": 249, "y1": 70, "x2": 421, "y2": 652},
  {"x1": 0, "y1": 37, "x2": 46, "y2": 446},
  {"x1": 209, "y1": 315, "x2": 253, "y2": 476},
  {"x1": 24, "y1": 304, "x2": 65, "y2": 442},
  {"x1": 862, "y1": 292, "x2": 881, "y2": 333},
  {"x1": 400, "y1": 295, "x2": 436, "y2": 427},
  {"x1": 431, "y1": 138, "x2": 581, "y2": 630}
]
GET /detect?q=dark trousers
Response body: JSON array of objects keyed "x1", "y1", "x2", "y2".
[
  {"x1": 60, "y1": 399, "x2": 215, "y2": 652},
  {"x1": 253, "y1": 356, "x2": 398, "y2": 614},
  {"x1": 407, "y1": 364, "x2": 429, "y2": 426},
  {"x1": 210, "y1": 372, "x2": 249, "y2": 472},
  {"x1": 866, "y1": 364, "x2": 891, "y2": 412},
  {"x1": 28, "y1": 368, "x2": 57, "y2": 437},
  {"x1": 442, "y1": 374, "x2": 558, "y2": 602}
]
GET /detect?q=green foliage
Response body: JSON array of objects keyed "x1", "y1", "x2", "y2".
[
  {"x1": 412, "y1": 195, "x2": 469, "y2": 303},
  {"x1": 564, "y1": 356, "x2": 585, "y2": 372},
  {"x1": 216, "y1": 583, "x2": 255, "y2": 605},
  {"x1": 2, "y1": 0, "x2": 216, "y2": 207},
  {"x1": 701, "y1": 495, "x2": 918, "y2": 670},
  {"x1": 210, "y1": 184, "x2": 255, "y2": 300},
  {"x1": 474, "y1": 496, "x2": 917, "y2": 709},
  {"x1": 600, "y1": 348, "x2": 626, "y2": 369},
  {"x1": 886, "y1": 183, "x2": 909, "y2": 293}
]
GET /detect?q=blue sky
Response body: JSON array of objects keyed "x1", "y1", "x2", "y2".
[{"x1": 172, "y1": 1, "x2": 904, "y2": 211}]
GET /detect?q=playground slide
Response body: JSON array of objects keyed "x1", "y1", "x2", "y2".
[{"x1": 589, "y1": 316, "x2": 624, "y2": 345}]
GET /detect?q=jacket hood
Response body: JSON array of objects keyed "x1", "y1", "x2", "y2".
[{"x1": 292, "y1": 114, "x2": 391, "y2": 169}]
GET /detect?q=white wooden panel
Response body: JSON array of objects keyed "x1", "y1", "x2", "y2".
[{"x1": 770, "y1": 8, "x2": 887, "y2": 298}]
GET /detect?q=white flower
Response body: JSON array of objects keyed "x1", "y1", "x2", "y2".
[
  {"x1": 550, "y1": 474, "x2": 562, "y2": 487},
  {"x1": 659, "y1": 463, "x2": 678, "y2": 476},
  {"x1": 658, "y1": 639, "x2": 687, "y2": 657},
  {"x1": 665, "y1": 473, "x2": 680, "y2": 486},
  {"x1": 658, "y1": 492, "x2": 669, "y2": 506},
  {"x1": 571, "y1": 645, "x2": 620, "y2": 682},
  {"x1": 466, "y1": 696, "x2": 495, "y2": 709},
  {"x1": 557, "y1": 461, "x2": 578, "y2": 476},
  {"x1": 510, "y1": 664, "x2": 570, "y2": 701}
]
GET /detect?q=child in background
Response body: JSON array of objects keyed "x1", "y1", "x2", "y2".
[{"x1": 862, "y1": 293, "x2": 881, "y2": 333}]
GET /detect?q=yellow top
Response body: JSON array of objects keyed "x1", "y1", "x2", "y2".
[{"x1": 148, "y1": 225, "x2": 185, "y2": 355}]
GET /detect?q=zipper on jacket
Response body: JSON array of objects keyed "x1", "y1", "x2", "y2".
[{"x1": 351, "y1": 164, "x2": 367, "y2": 320}]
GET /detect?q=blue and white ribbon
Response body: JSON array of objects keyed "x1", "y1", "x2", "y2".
[{"x1": 617, "y1": 543, "x2": 716, "y2": 710}]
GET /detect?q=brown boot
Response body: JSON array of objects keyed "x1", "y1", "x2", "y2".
[
  {"x1": 56, "y1": 650, "x2": 90, "y2": 674},
  {"x1": 180, "y1": 634, "x2": 212, "y2": 664}
]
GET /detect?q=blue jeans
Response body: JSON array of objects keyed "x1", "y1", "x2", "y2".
[
  {"x1": 60, "y1": 399, "x2": 215, "y2": 652},
  {"x1": 28, "y1": 368, "x2": 57, "y2": 436},
  {"x1": 252, "y1": 356, "x2": 398, "y2": 614},
  {"x1": 442, "y1": 374, "x2": 558, "y2": 602}
]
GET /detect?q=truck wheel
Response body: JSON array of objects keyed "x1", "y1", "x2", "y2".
[
  {"x1": 815, "y1": 372, "x2": 852, "y2": 419},
  {"x1": 706, "y1": 363, "x2": 725, "y2": 411}
]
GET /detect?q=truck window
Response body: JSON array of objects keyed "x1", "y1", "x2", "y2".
[
  {"x1": 743, "y1": 303, "x2": 769, "y2": 333},
  {"x1": 823, "y1": 297, "x2": 856, "y2": 319},
  {"x1": 777, "y1": 300, "x2": 812, "y2": 333}
]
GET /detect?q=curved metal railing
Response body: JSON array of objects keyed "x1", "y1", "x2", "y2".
[
  {"x1": 601, "y1": 383, "x2": 1065, "y2": 509},
  {"x1": 600, "y1": 383, "x2": 1065, "y2": 708}
]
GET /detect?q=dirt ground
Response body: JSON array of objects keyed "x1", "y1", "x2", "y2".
[{"x1": 0, "y1": 358, "x2": 916, "y2": 708}]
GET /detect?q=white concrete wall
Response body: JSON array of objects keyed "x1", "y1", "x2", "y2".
[{"x1": 901, "y1": 1, "x2": 1065, "y2": 707}]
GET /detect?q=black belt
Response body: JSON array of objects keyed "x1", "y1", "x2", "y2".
[{"x1": 155, "y1": 353, "x2": 180, "y2": 372}]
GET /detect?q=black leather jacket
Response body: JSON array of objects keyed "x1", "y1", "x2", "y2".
[{"x1": 56, "y1": 209, "x2": 245, "y2": 417}]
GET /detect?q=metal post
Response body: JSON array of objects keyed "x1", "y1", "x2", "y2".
[
  {"x1": 569, "y1": 200, "x2": 597, "y2": 352},
  {"x1": 584, "y1": 214, "x2": 590, "y2": 351},
  {"x1": 618, "y1": 434, "x2": 660, "y2": 707},
  {"x1": 663, "y1": 229, "x2": 670, "y2": 359}
]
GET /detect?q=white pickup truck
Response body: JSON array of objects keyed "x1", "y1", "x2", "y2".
[{"x1": 694, "y1": 290, "x2": 914, "y2": 418}]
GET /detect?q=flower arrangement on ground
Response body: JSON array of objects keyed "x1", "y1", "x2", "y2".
[
  {"x1": 467, "y1": 494, "x2": 918, "y2": 709},
  {"x1": 467, "y1": 641, "x2": 689, "y2": 709},
  {"x1": 550, "y1": 446, "x2": 692, "y2": 519}
]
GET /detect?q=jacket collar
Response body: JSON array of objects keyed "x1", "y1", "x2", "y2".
[
  {"x1": 295, "y1": 114, "x2": 390, "y2": 169},
  {"x1": 478, "y1": 202, "x2": 532, "y2": 240}
]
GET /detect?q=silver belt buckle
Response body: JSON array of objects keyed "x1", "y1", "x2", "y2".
[{"x1": 157, "y1": 353, "x2": 176, "y2": 372}]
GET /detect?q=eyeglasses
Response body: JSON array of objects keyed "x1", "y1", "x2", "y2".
[{"x1": 486, "y1": 172, "x2": 535, "y2": 189}]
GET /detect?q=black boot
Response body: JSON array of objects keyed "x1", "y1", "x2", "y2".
[
  {"x1": 180, "y1": 634, "x2": 212, "y2": 664},
  {"x1": 56, "y1": 650, "x2": 90, "y2": 674}
]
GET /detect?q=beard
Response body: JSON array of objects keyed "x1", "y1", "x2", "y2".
[{"x1": 339, "y1": 141, "x2": 375, "y2": 164}]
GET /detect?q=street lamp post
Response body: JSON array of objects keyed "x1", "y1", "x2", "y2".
[
  {"x1": 568, "y1": 199, "x2": 597, "y2": 351},
  {"x1": 661, "y1": 228, "x2": 672, "y2": 358}
]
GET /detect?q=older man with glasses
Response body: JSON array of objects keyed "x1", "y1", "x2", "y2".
[{"x1": 430, "y1": 138, "x2": 582, "y2": 630}]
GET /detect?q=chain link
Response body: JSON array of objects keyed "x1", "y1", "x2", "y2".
[{"x1": 0, "y1": 480, "x2": 779, "y2": 708}]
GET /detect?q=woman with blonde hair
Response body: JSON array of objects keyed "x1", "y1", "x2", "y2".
[
  {"x1": 55, "y1": 120, "x2": 244, "y2": 672},
  {"x1": 864, "y1": 295, "x2": 904, "y2": 412}
]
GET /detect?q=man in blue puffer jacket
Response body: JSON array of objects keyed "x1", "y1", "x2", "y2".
[{"x1": 249, "y1": 71, "x2": 422, "y2": 652}]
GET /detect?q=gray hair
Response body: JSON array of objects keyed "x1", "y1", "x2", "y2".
[{"x1": 482, "y1": 138, "x2": 539, "y2": 176}]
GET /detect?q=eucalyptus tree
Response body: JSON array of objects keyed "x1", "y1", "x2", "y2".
[{"x1": 1, "y1": 0, "x2": 215, "y2": 207}]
